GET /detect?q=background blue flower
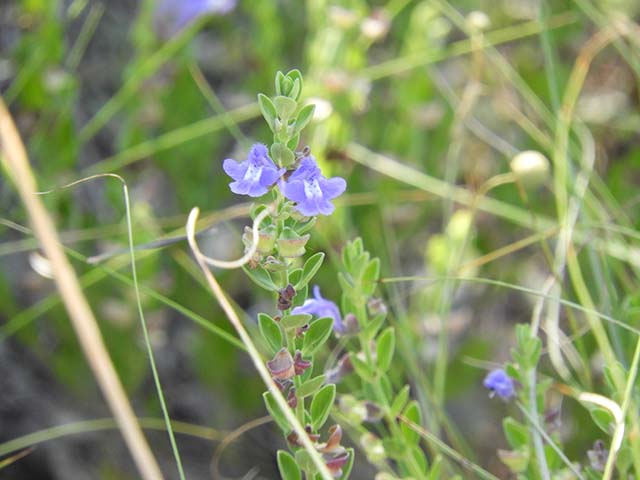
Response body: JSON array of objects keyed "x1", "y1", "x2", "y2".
[
  {"x1": 154, "y1": 0, "x2": 237, "y2": 37},
  {"x1": 291, "y1": 285, "x2": 344, "y2": 333},
  {"x1": 483, "y1": 369, "x2": 515, "y2": 400}
]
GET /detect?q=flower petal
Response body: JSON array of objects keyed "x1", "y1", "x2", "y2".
[
  {"x1": 222, "y1": 158, "x2": 247, "y2": 181},
  {"x1": 259, "y1": 166, "x2": 285, "y2": 188},
  {"x1": 319, "y1": 177, "x2": 346, "y2": 200},
  {"x1": 283, "y1": 179, "x2": 307, "y2": 204},
  {"x1": 296, "y1": 196, "x2": 335, "y2": 217}
]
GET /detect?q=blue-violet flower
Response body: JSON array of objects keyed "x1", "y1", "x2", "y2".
[
  {"x1": 291, "y1": 285, "x2": 344, "y2": 333},
  {"x1": 223, "y1": 143, "x2": 285, "y2": 197},
  {"x1": 282, "y1": 156, "x2": 346, "y2": 216},
  {"x1": 483, "y1": 369, "x2": 515, "y2": 400},
  {"x1": 154, "y1": 0, "x2": 237, "y2": 37}
]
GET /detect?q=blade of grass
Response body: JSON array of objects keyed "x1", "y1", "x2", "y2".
[
  {"x1": 0, "y1": 417, "x2": 226, "y2": 459},
  {"x1": 0, "y1": 97, "x2": 163, "y2": 480}
]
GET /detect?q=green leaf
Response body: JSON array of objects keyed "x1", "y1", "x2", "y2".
[
  {"x1": 400, "y1": 401, "x2": 422, "y2": 445},
  {"x1": 295, "y1": 252, "x2": 325, "y2": 290},
  {"x1": 273, "y1": 95, "x2": 298, "y2": 120},
  {"x1": 242, "y1": 265, "x2": 278, "y2": 291},
  {"x1": 310, "y1": 384, "x2": 336, "y2": 430},
  {"x1": 376, "y1": 327, "x2": 395, "y2": 373},
  {"x1": 503, "y1": 417, "x2": 529, "y2": 449},
  {"x1": 390, "y1": 385, "x2": 411, "y2": 417},
  {"x1": 294, "y1": 450, "x2": 315, "y2": 476},
  {"x1": 289, "y1": 78, "x2": 301, "y2": 101},
  {"x1": 275, "y1": 71, "x2": 285, "y2": 96},
  {"x1": 361, "y1": 258, "x2": 380, "y2": 295},
  {"x1": 277, "y1": 450, "x2": 301, "y2": 480},
  {"x1": 263, "y1": 392, "x2": 289, "y2": 433},
  {"x1": 288, "y1": 268, "x2": 303, "y2": 285},
  {"x1": 382, "y1": 438, "x2": 404, "y2": 459},
  {"x1": 498, "y1": 448, "x2": 530, "y2": 473},
  {"x1": 350, "y1": 353, "x2": 375, "y2": 382},
  {"x1": 270, "y1": 142, "x2": 295, "y2": 167},
  {"x1": 297, "y1": 375, "x2": 326, "y2": 398},
  {"x1": 426, "y1": 456, "x2": 443, "y2": 480},
  {"x1": 258, "y1": 313, "x2": 282, "y2": 355},
  {"x1": 281, "y1": 313, "x2": 311, "y2": 329},
  {"x1": 292, "y1": 284, "x2": 308, "y2": 309},
  {"x1": 294, "y1": 104, "x2": 315, "y2": 133},
  {"x1": 285, "y1": 69, "x2": 303, "y2": 98},
  {"x1": 363, "y1": 313, "x2": 386, "y2": 339},
  {"x1": 287, "y1": 132, "x2": 300, "y2": 150},
  {"x1": 295, "y1": 217, "x2": 317, "y2": 235},
  {"x1": 337, "y1": 272, "x2": 353, "y2": 294},
  {"x1": 258, "y1": 93, "x2": 277, "y2": 130},
  {"x1": 410, "y1": 444, "x2": 428, "y2": 474},
  {"x1": 302, "y1": 316, "x2": 334, "y2": 355}
]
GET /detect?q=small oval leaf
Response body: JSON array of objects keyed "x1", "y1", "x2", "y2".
[
  {"x1": 258, "y1": 313, "x2": 282, "y2": 355},
  {"x1": 281, "y1": 313, "x2": 312, "y2": 329},
  {"x1": 295, "y1": 252, "x2": 325, "y2": 290},
  {"x1": 310, "y1": 384, "x2": 336, "y2": 430},
  {"x1": 277, "y1": 450, "x2": 302, "y2": 480},
  {"x1": 302, "y1": 316, "x2": 334, "y2": 355},
  {"x1": 376, "y1": 327, "x2": 395, "y2": 373}
]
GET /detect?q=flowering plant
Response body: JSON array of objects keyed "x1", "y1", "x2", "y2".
[{"x1": 220, "y1": 70, "x2": 351, "y2": 479}]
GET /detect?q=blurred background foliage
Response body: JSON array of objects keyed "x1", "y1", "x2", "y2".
[{"x1": 1, "y1": 0, "x2": 640, "y2": 478}]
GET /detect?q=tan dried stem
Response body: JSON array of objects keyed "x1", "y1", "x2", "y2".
[{"x1": 0, "y1": 98, "x2": 164, "y2": 480}]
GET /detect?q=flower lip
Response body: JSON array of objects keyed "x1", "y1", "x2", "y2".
[
  {"x1": 282, "y1": 156, "x2": 346, "y2": 217},
  {"x1": 223, "y1": 143, "x2": 285, "y2": 197},
  {"x1": 291, "y1": 285, "x2": 344, "y2": 333},
  {"x1": 483, "y1": 368, "x2": 515, "y2": 400}
]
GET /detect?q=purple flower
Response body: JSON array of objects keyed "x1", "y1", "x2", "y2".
[
  {"x1": 223, "y1": 143, "x2": 285, "y2": 197},
  {"x1": 154, "y1": 0, "x2": 237, "y2": 38},
  {"x1": 291, "y1": 285, "x2": 344, "y2": 333},
  {"x1": 282, "y1": 156, "x2": 346, "y2": 216},
  {"x1": 483, "y1": 369, "x2": 515, "y2": 400}
]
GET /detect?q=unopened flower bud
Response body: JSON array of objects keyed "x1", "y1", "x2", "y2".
[
  {"x1": 338, "y1": 394, "x2": 368, "y2": 424},
  {"x1": 293, "y1": 350, "x2": 312, "y2": 376},
  {"x1": 324, "y1": 451, "x2": 350, "y2": 478},
  {"x1": 360, "y1": 10, "x2": 390, "y2": 41},
  {"x1": 360, "y1": 433, "x2": 386, "y2": 465},
  {"x1": 446, "y1": 209, "x2": 473, "y2": 241},
  {"x1": 242, "y1": 225, "x2": 276, "y2": 255},
  {"x1": 287, "y1": 387, "x2": 298, "y2": 408},
  {"x1": 466, "y1": 10, "x2": 491, "y2": 30},
  {"x1": 497, "y1": 449, "x2": 530, "y2": 474},
  {"x1": 510, "y1": 150, "x2": 550, "y2": 189},
  {"x1": 277, "y1": 284, "x2": 297, "y2": 311},
  {"x1": 367, "y1": 298, "x2": 388, "y2": 317},
  {"x1": 267, "y1": 348, "x2": 295, "y2": 381},
  {"x1": 276, "y1": 227, "x2": 310, "y2": 258}
]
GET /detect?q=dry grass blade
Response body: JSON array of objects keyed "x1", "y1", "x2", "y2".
[{"x1": 0, "y1": 98, "x2": 164, "y2": 480}]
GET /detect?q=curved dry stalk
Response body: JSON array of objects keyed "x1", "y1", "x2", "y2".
[
  {"x1": 578, "y1": 392, "x2": 624, "y2": 479},
  {"x1": 0, "y1": 99, "x2": 163, "y2": 480},
  {"x1": 210, "y1": 416, "x2": 272, "y2": 480},
  {"x1": 186, "y1": 207, "x2": 334, "y2": 480},
  {"x1": 190, "y1": 206, "x2": 272, "y2": 269}
]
